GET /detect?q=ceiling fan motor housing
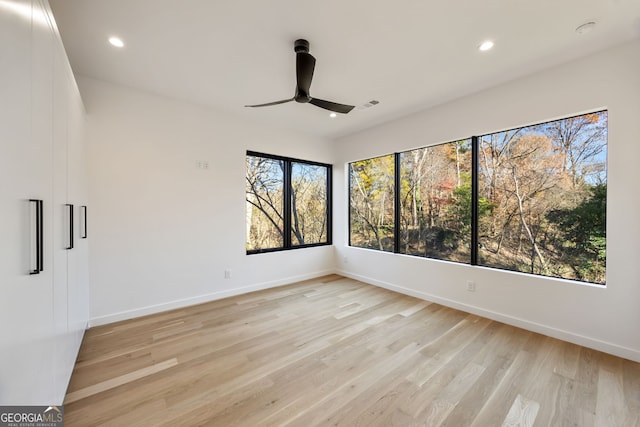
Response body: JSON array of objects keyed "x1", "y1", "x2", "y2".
[
  {"x1": 294, "y1": 39, "x2": 310, "y2": 53},
  {"x1": 294, "y1": 93, "x2": 311, "y2": 103}
]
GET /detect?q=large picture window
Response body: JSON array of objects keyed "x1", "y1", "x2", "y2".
[
  {"x1": 347, "y1": 111, "x2": 607, "y2": 285},
  {"x1": 246, "y1": 152, "x2": 332, "y2": 253},
  {"x1": 478, "y1": 112, "x2": 607, "y2": 283}
]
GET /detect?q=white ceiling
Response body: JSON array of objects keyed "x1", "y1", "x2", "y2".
[{"x1": 49, "y1": 0, "x2": 640, "y2": 139}]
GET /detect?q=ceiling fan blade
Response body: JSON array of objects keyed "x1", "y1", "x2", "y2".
[
  {"x1": 309, "y1": 98, "x2": 355, "y2": 114},
  {"x1": 296, "y1": 52, "x2": 316, "y2": 95},
  {"x1": 245, "y1": 98, "x2": 294, "y2": 108}
]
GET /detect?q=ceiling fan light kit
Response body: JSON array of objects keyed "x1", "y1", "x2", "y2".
[{"x1": 245, "y1": 39, "x2": 356, "y2": 114}]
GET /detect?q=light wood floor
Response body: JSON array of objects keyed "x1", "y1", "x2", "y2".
[{"x1": 64, "y1": 275, "x2": 640, "y2": 426}]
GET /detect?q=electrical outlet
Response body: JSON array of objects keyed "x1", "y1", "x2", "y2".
[
  {"x1": 466, "y1": 281, "x2": 476, "y2": 292},
  {"x1": 224, "y1": 269, "x2": 231, "y2": 279},
  {"x1": 196, "y1": 160, "x2": 210, "y2": 170},
  {"x1": 343, "y1": 256, "x2": 348, "y2": 263}
]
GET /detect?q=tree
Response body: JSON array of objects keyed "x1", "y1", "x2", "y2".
[
  {"x1": 544, "y1": 112, "x2": 607, "y2": 189},
  {"x1": 479, "y1": 132, "x2": 566, "y2": 274},
  {"x1": 246, "y1": 156, "x2": 284, "y2": 250},
  {"x1": 350, "y1": 155, "x2": 395, "y2": 251},
  {"x1": 398, "y1": 140, "x2": 472, "y2": 260},
  {"x1": 291, "y1": 163, "x2": 327, "y2": 245},
  {"x1": 477, "y1": 113, "x2": 607, "y2": 282},
  {"x1": 548, "y1": 184, "x2": 606, "y2": 283}
]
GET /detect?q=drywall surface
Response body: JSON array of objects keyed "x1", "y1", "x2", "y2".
[
  {"x1": 81, "y1": 77, "x2": 335, "y2": 325},
  {"x1": 333, "y1": 40, "x2": 640, "y2": 361}
]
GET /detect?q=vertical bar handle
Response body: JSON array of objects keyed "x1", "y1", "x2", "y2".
[
  {"x1": 66, "y1": 203, "x2": 74, "y2": 250},
  {"x1": 80, "y1": 205, "x2": 87, "y2": 239},
  {"x1": 29, "y1": 199, "x2": 44, "y2": 274}
]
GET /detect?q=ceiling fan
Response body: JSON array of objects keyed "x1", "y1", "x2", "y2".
[{"x1": 245, "y1": 39, "x2": 355, "y2": 114}]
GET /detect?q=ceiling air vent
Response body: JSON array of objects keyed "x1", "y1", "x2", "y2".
[{"x1": 357, "y1": 100, "x2": 380, "y2": 110}]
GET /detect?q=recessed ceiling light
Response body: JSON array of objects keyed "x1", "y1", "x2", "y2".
[
  {"x1": 108, "y1": 37, "x2": 124, "y2": 48},
  {"x1": 478, "y1": 40, "x2": 494, "y2": 52},
  {"x1": 575, "y1": 22, "x2": 596, "y2": 35},
  {"x1": 329, "y1": 113, "x2": 337, "y2": 118}
]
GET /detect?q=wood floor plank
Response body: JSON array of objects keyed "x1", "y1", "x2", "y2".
[
  {"x1": 402, "y1": 319, "x2": 501, "y2": 418},
  {"x1": 440, "y1": 322, "x2": 531, "y2": 426},
  {"x1": 502, "y1": 394, "x2": 540, "y2": 427},
  {"x1": 64, "y1": 358, "x2": 178, "y2": 404},
  {"x1": 420, "y1": 362, "x2": 486, "y2": 426},
  {"x1": 63, "y1": 275, "x2": 640, "y2": 426},
  {"x1": 595, "y1": 356, "x2": 627, "y2": 427}
]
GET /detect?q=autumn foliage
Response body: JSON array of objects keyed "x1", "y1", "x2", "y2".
[{"x1": 349, "y1": 112, "x2": 607, "y2": 284}]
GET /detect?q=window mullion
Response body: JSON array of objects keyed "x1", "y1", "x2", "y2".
[
  {"x1": 471, "y1": 136, "x2": 479, "y2": 265},
  {"x1": 394, "y1": 153, "x2": 401, "y2": 253},
  {"x1": 326, "y1": 165, "x2": 333, "y2": 245},
  {"x1": 284, "y1": 160, "x2": 292, "y2": 249}
]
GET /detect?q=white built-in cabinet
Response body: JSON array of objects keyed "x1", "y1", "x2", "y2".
[{"x1": 0, "y1": 0, "x2": 89, "y2": 405}]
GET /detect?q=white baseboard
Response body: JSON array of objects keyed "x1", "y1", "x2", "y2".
[
  {"x1": 89, "y1": 269, "x2": 334, "y2": 327},
  {"x1": 89, "y1": 268, "x2": 640, "y2": 363},
  {"x1": 337, "y1": 269, "x2": 640, "y2": 363}
]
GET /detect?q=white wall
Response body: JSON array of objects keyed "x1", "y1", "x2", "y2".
[
  {"x1": 80, "y1": 77, "x2": 335, "y2": 325},
  {"x1": 333, "y1": 40, "x2": 640, "y2": 362}
]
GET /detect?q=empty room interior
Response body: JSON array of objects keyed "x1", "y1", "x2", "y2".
[{"x1": 2, "y1": 0, "x2": 640, "y2": 425}]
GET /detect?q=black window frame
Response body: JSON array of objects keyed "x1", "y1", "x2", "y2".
[
  {"x1": 246, "y1": 151, "x2": 332, "y2": 255},
  {"x1": 347, "y1": 110, "x2": 608, "y2": 285}
]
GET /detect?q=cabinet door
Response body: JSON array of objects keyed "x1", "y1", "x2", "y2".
[
  {"x1": 52, "y1": 56, "x2": 90, "y2": 397},
  {"x1": 51, "y1": 28, "x2": 72, "y2": 402},
  {"x1": 0, "y1": 0, "x2": 56, "y2": 404},
  {"x1": 67, "y1": 82, "x2": 89, "y2": 339}
]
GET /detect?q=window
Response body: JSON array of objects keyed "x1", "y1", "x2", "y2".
[
  {"x1": 399, "y1": 140, "x2": 472, "y2": 262},
  {"x1": 291, "y1": 162, "x2": 329, "y2": 246},
  {"x1": 347, "y1": 111, "x2": 607, "y2": 285},
  {"x1": 246, "y1": 155, "x2": 284, "y2": 251},
  {"x1": 349, "y1": 155, "x2": 395, "y2": 251},
  {"x1": 246, "y1": 152, "x2": 332, "y2": 253},
  {"x1": 478, "y1": 112, "x2": 607, "y2": 283}
]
